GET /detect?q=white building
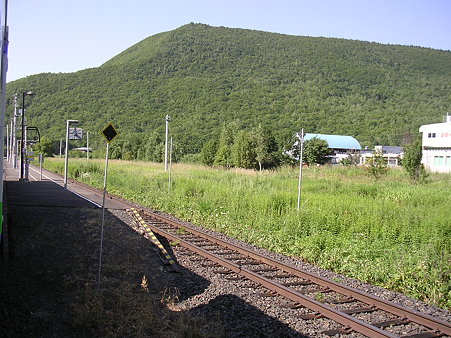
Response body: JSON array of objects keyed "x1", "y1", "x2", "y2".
[
  {"x1": 419, "y1": 114, "x2": 451, "y2": 173},
  {"x1": 360, "y1": 146, "x2": 403, "y2": 167}
]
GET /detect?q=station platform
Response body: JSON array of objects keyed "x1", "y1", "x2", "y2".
[{"x1": 3, "y1": 161, "x2": 130, "y2": 209}]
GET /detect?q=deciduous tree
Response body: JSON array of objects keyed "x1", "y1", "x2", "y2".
[
  {"x1": 214, "y1": 122, "x2": 237, "y2": 167},
  {"x1": 200, "y1": 139, "x2": 218, "y2": 166},
  {"x1": 365, "y1": 150, "x2": 388, "y2": 181},
  {"x1": 253, "y1": 124, "x2": 268, "y2": 171},
  {"x1": 303, "y1": 137, "x2": 331, "y2": 165},
  {"x1": 232, "y1": 130, "x2": 256, "y2": 169},
  {"x1": 33, "y1": 136, "x2": 55, "y2": 157},
  {"x1": 402, "y1": 139, "x2": 427, "y2": 183}
]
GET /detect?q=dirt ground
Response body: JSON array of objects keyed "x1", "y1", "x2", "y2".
[{"x1": 0, "y1": 205, "x2": 217, "y2": 337}]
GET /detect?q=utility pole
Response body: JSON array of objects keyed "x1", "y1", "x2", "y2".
[
  {"x1": 168, "y1": 137, "x2": 173, "y2": 193},
  {"x1": 297, "y1": 128, "x2": 305, "y2": 211},
  {"x1": 12, "y1": 94, "x2": 17, "y2": 168},
  {"x1": 86, "y1": 131, "x2": 89, "y2": 161},
  {"x1": 9, "y1": 119, "x2": 12, "y2": 163},
  {"x1": 164, "y1": 114, "x2": 170, "y2": 172},
  {"x1": 20, "y1": 91, "x2": 35, "y2": 182},
  {"x1": 5, "y1": 123, "x2": 8, "y2": 161}
]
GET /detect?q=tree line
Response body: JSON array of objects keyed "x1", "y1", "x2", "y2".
[
  {"x1": 32, "y1": 121, "x2": 337, "y2": 172},
  {"x1": 32, "y1": 120, "x2": 427, "y2": 185},
  {"x1": 7, "y1": 23, "x2": 450, "y2": 158},
  {"x1": 200, "y1": 123, "x2": 280, "y2": 170}
]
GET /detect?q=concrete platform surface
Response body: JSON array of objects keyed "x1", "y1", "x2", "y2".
[{"x1": 3, "y1": 161, "x2": 130, "y2": 209}]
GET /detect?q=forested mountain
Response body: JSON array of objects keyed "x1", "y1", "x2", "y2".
[{"x1": 6, "y1": 23, "x2": 451, "y2": 159}]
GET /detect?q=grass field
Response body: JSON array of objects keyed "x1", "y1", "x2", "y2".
[{"x1": 43, "y1": 158, "x2": 451, "y2": 309}]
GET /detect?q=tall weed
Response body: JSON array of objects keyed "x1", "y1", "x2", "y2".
[{"x1": 43, "y1": 158, "x2": 451, "y2": 309}]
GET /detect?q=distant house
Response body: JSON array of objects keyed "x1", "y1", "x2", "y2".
[
  {"x1": 73, "y1": 147, "x2": 92, "y2": 153},
  {"x1": 360, "y1": 146, "x2": 403, "y2": 167},
  {"x1": 419, "y1": 114, "x2": 451, "y2": 173},
  {"x1": 302, "y1": 133, "x2": 362, "y2": 164}
]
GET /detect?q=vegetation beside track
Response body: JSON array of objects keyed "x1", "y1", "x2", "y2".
[{"x1": 43, "y1": 158, "x2": 451, "y2": 309}]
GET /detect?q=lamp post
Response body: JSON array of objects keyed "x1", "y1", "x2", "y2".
[
  {"x1": 20, "y1": 91, "x2": 35, "y2": 182},
  {"x1": 64, "y1": 119, "x2": 79, "y2": 188}
]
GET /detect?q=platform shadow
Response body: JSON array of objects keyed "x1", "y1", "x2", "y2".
[
  {"x1": 1, "y1": 202, "x2": 306, "y2": 337},
  {"x1": 5, "y1": 180, "x2": 97, "y2": 208}
]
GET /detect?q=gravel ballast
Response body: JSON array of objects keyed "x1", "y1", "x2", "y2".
[
  {"x1": 1, "y1": 204, "x2": 449, "y2": 337},
  {"x1": 116, "y1": 208, "x2": 451, "y2": 336}
]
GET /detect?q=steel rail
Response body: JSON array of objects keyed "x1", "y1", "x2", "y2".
[
  {"x1": 33, "y1": 167, "x2": 450, "y2": 336},
  {"x1": 139, "y1": 209, "x2": 451, "y2": 337},
  {"x1": 138, "y1": 213, "x2": 395, "y2": 337}
]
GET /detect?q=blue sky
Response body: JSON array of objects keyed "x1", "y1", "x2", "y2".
[{"x1": 7, "y1": 0, "x2": 451, "y2": 82}]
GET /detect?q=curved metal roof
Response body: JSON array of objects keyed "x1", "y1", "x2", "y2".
[{"x1": 303, "y1": 133, "x2": 362, "y2": 150}]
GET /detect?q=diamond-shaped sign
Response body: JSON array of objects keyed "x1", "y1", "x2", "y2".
[{"x1": 101, "y1": 122, "x2": 118, "y2": 143}]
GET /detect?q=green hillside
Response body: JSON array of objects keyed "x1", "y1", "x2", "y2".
[{"x1": 6, "y1": 23, "x2": 451, "y2": 158}]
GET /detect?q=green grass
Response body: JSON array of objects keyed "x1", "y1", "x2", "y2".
[{"x1": 43, "y1": 158, "x2": 451, "y2": 309}]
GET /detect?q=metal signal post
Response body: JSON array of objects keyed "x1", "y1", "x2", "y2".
[{"x1": 97, "y1": 122, "x2": 119, "y2": 291}]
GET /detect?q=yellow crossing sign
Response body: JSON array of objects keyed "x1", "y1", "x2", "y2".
[{"x1": 101, "y1": 122, "x2": 118, "y2": 143}]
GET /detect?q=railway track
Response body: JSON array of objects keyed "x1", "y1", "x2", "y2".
[
  {"x1": 127, "y1": 207, "x2": 451, "y2": 338},
  {"x1": 21, "y1": 166, "x2": 450, "y2": 337}
]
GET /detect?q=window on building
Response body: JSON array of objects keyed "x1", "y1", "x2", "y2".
[
  {"x1": 434, "y1": 156, "x2": 444, "y2": 166},
  {"x1": 446, "y1": 156, "x2": 451, "y2": 167},
  {"x1": 428, "y1": 133, "x2": 436, "y2": 138},
  {"x1": 388, "y1": 157, "x2": 398, "y2": 166}
]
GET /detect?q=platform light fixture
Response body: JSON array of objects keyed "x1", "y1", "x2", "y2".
[{"x1": 19, "y1": 91, "x2": 35, "y2": 182}]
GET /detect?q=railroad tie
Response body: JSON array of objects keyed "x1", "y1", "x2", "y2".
[{"x1": 127, "y1": 208, "x2": 179, "y2": 272}]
